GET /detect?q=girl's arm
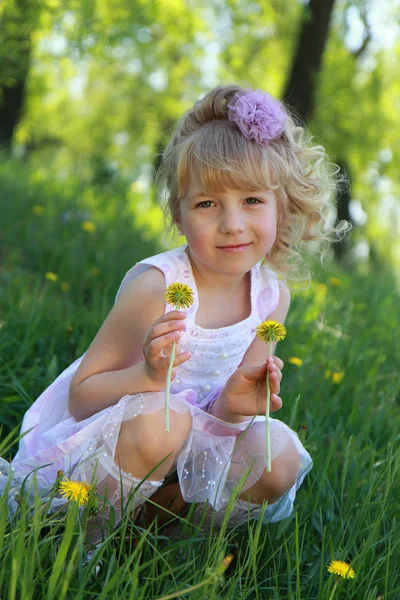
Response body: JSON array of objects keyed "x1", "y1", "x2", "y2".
[{"x1": 68, "y1": 267, "x2": 167, "y2": 422}]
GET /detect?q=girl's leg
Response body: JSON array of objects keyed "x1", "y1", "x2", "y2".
[
  {"x1": 137, "y1": 481, "x2": 187, "y2": 528},
  {"x1": 114, "y1": 407, "x2": 192, "y2": 481},
  {"x1": 84, "y1": 407, "x2": 192, "y2": 543},
  {"x1": 237, "y1": 436, "x2": 300, "y2": 504}
]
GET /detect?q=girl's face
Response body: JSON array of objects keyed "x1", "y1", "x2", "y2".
[{"x1": 177, "y1": 181, "x2": 279, "y2": 278}]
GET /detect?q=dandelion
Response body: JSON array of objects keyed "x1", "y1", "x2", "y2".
[
  {"x1": 255, "y1": 320, "x2": 287, "y2": 471},
  {"x1": 59, "y1": 478, "x2": 91, "y2": 507},
  {"x1": 316, "y1": 283, "x2": 328, "y2": 294},
  {"x1": 90, "y1": 267, "x2": 100, "y2": 277},
  {"x1": 45, "y1": 272, "x2": 58, "y2": 282},
  {"x1": 256, "y1": 320, "x2": 287, "y2": 344},
  {"x1": 288, "y1": 357, "x2": 303, "y2": 366},
  {"x1": 164, "y1": 283, "x2": 194, "y2": 431},
  {"x1": 81, "y1": 221, "x2": 96, "y2": 233},
  {"x1": 327, "y1": 560, "x2": 355, "y2": 579},
  {"x1": 131, "y1": 180, "x2": 145, "y2": 193},
  {"x1": 329, "y1": 276, "x2": 341, "y2": 286},
  {"x1": 332, "y1": 371, "x2": 345, "y2": 384},
  {"x1": 32, "y1": 205, "x2": 44, "y2": 215},
  {"x1": 327, "y1": 560, "x2": 356, "y2": 599},
  {"x1": 165, "y1": 283, "x2": 195, "y2": 310},
  {"x1": 60, "y1": 282, "x2": 70, "y2": 292},
  {"x1": 66, "y1": 325, "x2": 73, "y2": 333}
]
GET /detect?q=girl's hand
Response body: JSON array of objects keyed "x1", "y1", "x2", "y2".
[
  {"x1": 218, "y1": 356, "x2": 283, "y2": 417},
  {"x1": 142, "y1": 310, "x2": 191, "y2": 387}
]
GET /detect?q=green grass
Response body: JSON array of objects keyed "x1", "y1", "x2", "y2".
[{"x1": 1, "y1": 157, "x2": 399, "y2": 598}]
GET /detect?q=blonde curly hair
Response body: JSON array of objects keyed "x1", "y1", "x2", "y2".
[{"x1": 155, "y1": 84, "x2": 350, "y2": 285}]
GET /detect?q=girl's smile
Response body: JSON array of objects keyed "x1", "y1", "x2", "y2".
[{"x1": 216, "y1": 242, "x2": 253, "y2": 253}]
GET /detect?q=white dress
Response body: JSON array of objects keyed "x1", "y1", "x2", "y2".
[{"x1": 0, "y1": 244, "x2": 312, "y2": 532}]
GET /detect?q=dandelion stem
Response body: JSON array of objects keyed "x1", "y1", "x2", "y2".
[
  {"x1": 328, "y1": 581, "x2": 339, "y2": 600},
  {"x1": 165, "y1": 341, "x2": 176, "y2": 432},
  {"x1": 156, "y1": 576, "x2": 214, "y2": 600},
  {"x1": 266, "y1": 341, "x2": 272, "y2": 472}
]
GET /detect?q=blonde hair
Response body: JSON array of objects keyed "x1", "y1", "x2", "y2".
[{"x1": 155, "y1": 84, "x2": 350, "y2": 285}]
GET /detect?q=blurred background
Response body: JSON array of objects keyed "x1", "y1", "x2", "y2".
[{"x1": 1, "y1": 0, "x2": 399, "y2": 271}]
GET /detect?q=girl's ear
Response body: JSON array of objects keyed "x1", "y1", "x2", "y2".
[{"x1": 174, "y1": 219, "x2": 184, "y2": 236}]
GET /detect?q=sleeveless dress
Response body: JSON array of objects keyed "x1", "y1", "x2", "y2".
[{"x1": 0, "y1": 245, "x2": 312, "y2": 533}]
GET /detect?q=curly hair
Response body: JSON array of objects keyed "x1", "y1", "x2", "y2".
[{"x1": 155, "y1": 84, "x2": 350, "y2": 285}]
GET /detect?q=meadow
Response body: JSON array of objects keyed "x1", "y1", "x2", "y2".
[{"x1": 0, "y1": 158, "x2": 399, "y2": 599}]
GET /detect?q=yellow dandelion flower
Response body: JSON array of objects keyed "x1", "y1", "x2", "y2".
[
  {"x1": 327, "y1": 560, "x2": 356, "y2": 579},
  {"x1": 131, "y1": 180, "x2": 145, "y2": 193},
  {"x1": 165, "y1": 282, "x2": 195, "y2": 309},
  {"x1": 58, "y1": 478, "x2": 91, "y2": 506},
  {"x1": 90, "y1": 267, "x2": 100, "y2": 277},
  {"x1": 255, "y1": 320, "x2": 287, "y2": 344},
  {"x1": 316, "y1": 283, "x2": 327, "y2": 294},
  {"x1": 60, "y1": 282, "x2": 70, "y2": 292},
  {"x1": 81, "y1": 221, "x2": 96, "y2": 233},
  {"x1": 33, "y1": 205, "x2": 44, "y2": 216},
  {"x1": 288, "y1": 357, "x2": 303, "y2": 366},
  {"x1": 329, "y1": 276, "x2": 341, "y2": 287},
  {"x1": 66, "y1": 325, "x2": 73, "y2": 333},
  {"x1": 45, "y1": 272, "x2": 58, "y2": 282},
  {"x1": 215, "y1": 554, "x2": 234, "y2": 576},
  {"x1": 332, "y1": 371, "x2": 345, "y2": 384}
]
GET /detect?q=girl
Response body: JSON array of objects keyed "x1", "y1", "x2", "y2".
[{"x1": 1, "y1": 84, "x2": 347, "y2": 542}]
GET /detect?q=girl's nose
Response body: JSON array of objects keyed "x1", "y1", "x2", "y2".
[{"x1": 218, "y1": 210, "x2": 245, "y2": 235}]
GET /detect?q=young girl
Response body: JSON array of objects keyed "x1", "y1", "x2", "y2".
[{"x1": 1, "y1": 84, "x2": 347, "y2": 541}]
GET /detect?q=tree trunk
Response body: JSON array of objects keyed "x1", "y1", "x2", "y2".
[
  {"x1": 0, "y1": 81, "x2": 28, "y2": 150},
  {"x1": 282, "y1": 0, "x2": 336, "y2": 123},
  {"x1": 0, "y1": 0, "x2": 36, "y2": 150},
  {"x1": 282, "y1": 0, "x2": 355, "y2": 263},
  {"x1": 332, "y1": 160, "x2": 353, "y2": 262}
]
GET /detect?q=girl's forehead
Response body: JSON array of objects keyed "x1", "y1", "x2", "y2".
[{"x1": 180, "y1": 152, "x2": 280, "y2": 201}]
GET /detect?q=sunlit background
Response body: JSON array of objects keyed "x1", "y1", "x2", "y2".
[{"x1": 1, "y1": 0, "x2": 400, "y2": 273}]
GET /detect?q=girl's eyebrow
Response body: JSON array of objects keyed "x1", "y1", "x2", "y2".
[
  {"x1": 190, "y1": 192, "x2": 210, "y2": 199},
  {"x1": 190, "y1": 190, "x2": 268, "y2": 200}
]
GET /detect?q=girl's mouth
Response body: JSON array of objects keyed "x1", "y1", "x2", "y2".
[{"x1": 217, "y1": 243, "x2": 252, "y2": 253}]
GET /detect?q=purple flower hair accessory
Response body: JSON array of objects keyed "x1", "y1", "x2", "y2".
[{"x1": 227, "y1": 89, "x2": 286, "y2": 146}]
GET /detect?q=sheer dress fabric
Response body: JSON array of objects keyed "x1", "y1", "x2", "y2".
[{"x1": 1, "y1": 245, "x2": 312, "y2": 531}]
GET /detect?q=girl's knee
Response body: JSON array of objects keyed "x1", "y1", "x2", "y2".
[
  {"x1": 116, "y1": 408, "x2": 192, "y2": 465},
  {"x1": 240, "y1": 439, "x2": 301, "y2": 504}
]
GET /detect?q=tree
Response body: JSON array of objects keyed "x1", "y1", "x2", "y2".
[{"x1": 0, "y1": 0, "x2": 40, "y2": 149}]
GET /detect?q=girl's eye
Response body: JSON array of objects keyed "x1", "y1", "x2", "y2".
[
  {"x1": 196, "y1": 198, "x2": 262, "y2": 208},
  {"x1": 197, "y1": 201, "x2": 214, "y2": 208}
]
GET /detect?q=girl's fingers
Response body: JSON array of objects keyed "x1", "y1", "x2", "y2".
[
  {"x1": 270, "y1": 394, "x2": 282, "y2": 412},
  {"x1": 159, "y1": 350, "x2": 191, "y2": 368},
  {"x1": 151, "y1": 318, "x2": 186, "y2": 339},
  {"x1": 267, "y1": 358, "x2": 282, "y2": 383},
  {"x1": 268, "y1": 355, "x2": 284, "y2": 370},
  {"x1": 173, "y1": 351, "x2": 191, "y2": 366},
  {"x1": 148, "y1": 330, "x2": 182, "y2": 355},
  {"x1": 155, "y1": 310, "x2": 187, "y2": 326},
  {"x1": 269, "y1": 371, "x2": 280, "y2": 395}
]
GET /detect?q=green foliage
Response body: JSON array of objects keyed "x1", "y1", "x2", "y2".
[{"x1": 0, "y1": 160, "x2": 399, "y2": 597}]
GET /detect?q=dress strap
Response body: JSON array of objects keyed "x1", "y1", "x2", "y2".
[{"x1": 253, "y1": 261, "x2": 280, "y2": 321}]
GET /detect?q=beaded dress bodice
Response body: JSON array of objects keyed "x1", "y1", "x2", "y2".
[{"x1": 115, "y1": 245, "x2": 280, "y2": 408}]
